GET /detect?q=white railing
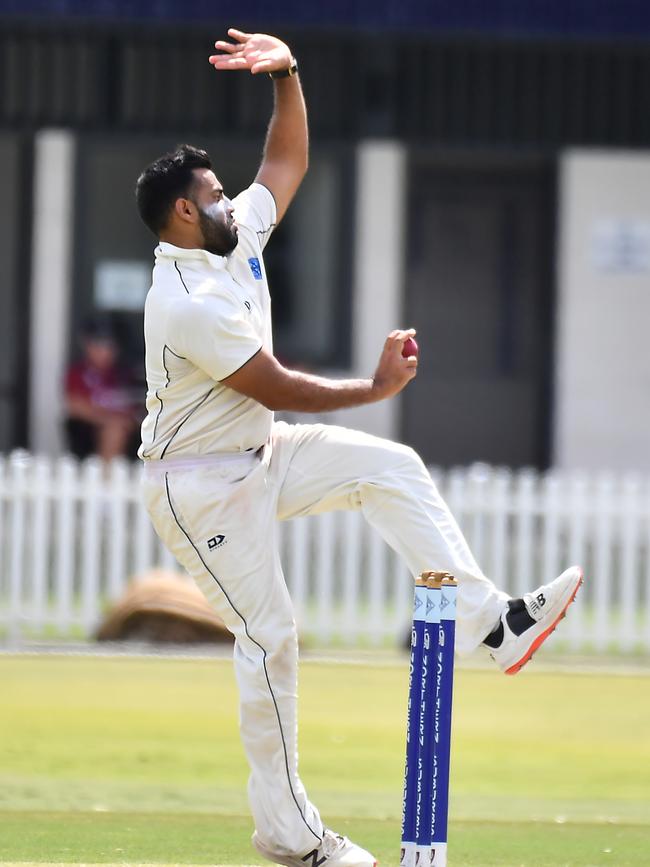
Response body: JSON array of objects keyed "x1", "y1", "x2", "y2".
[{"x1": 1, "y1": 451, "x2": 649, "y2": 653}]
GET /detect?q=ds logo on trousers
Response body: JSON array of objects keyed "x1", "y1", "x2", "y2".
[{"x1": 207, "y1": 534, "x2": 227, "y2": 550}]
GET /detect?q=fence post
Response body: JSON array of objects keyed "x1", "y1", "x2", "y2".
[
  {"x1": 80, "y1": 458, "x2": 103, "y2": 635},
  {"x1": 54, "y1": 456, "x2": 77, "y2": 635},
  {"x1": 513, "y1": 469, "x2": 537, "y2": 598},
  {"x1": 29, "y1": 455, "x2": 52, "y2": 632},
  {"x1": 0, "y1": 455, "x2": 5, "y2": 630},
  {"x1": 566, "y1": 473, "x2": 588, "y2": 651},
  {"x1": 619, "y1": 475, "x2": 641, "y2": 652},
  {"x1": 315, "y1": 512, "x2": 335, "y2": 644},
  {"x1": 342, "y1": 509, "x2": 362, "y2": 645},
  {"x1": 593, "y1": 474, "x2": 614, "y2": 652},
  {"x1": 646, "y1": 479, "x2": 650, "y2": 653},
  {"x1": 540, "y1": 471, "x2": 562, "y2": 589},
  {"x1": 7, "y1": 452, "x2": 28, "y2": 643},
  {"x1": 467, "y1": 464, "x2": 491, "y2": 565},
  {"x1": 106, "y1": 458, "x2": 130, "y2": 601},
  {"x1": 485, "y1": 468, "x2": 511, "y2": 589}
]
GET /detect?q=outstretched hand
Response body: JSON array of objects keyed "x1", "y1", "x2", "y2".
[{"x1": 209, "y1": 28, "x2": 293, "y2": 75}]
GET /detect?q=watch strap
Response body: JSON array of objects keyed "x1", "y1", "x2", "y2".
[{"x1": 269, "y1": 58, "x2": 298, "y2": 79}]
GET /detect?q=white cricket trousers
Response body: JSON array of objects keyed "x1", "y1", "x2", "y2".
[{"x1": 141, "y1": 421, "x2": 508, "y2": 857}]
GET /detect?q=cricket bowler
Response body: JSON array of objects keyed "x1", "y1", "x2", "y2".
[{"x1": 135, "y1": 28, "x2": 583, "y2": 867}]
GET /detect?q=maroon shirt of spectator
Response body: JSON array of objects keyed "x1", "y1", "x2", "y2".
[{"x1": 64, "y1": 320, "x2": 140, "y2": 461}]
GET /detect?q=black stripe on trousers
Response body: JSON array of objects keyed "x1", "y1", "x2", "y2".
[{"x1": 163, "y1": 473, "x2": 321, "y2": 844}]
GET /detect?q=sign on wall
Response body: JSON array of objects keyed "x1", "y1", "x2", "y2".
[
  {"x1": 591, "y1": 219, "x2": 650, "y2": 274},
  {"x1": 94, "y1": 260, "x2": 150, "y2": 311}
]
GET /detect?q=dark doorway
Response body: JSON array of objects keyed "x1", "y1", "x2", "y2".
[
  {"x1": 0, "y1": 134, "x2": 32, "y2": 451},
  {"x1": 402, "y1": 154, "x2": 555, "y2": 468}
]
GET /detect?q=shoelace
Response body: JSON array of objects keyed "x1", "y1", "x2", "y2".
[{"x1": 321, "y1": 830, "x2": 347, "y2": 858}]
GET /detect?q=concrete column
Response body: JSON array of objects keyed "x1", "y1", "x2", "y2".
[
  {"x1": 345, "y1": 140, "x2": 407, "y2": 439},
  {"x1": 29, "y1": 129, "x2": 76, "y2": 455}
]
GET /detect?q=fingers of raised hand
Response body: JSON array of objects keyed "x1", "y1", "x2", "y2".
[
  {"x1": 250, "y1": 58, "x2": 275, "y2": 74},
  {"x1": 209, "y1": 54, "x2": 251, "y2": 70},
  {"x1": 213, "y1": 39, "x2": 240, "y2": 54},
  {"x1": 227, "y1": 28, "x2": 252, "y2": 43}
]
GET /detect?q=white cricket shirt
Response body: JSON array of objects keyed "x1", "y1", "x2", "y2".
[{"x1": 139, "y1": 183, "x2": 276, "y2": 460}]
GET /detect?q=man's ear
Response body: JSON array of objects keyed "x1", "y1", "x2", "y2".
[{"x1": 174, "y1": 197, "x2": 197, "y2": 224}]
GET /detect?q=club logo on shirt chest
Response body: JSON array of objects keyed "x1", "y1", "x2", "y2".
[{"x1": 248, "y1": 257, "x2": 263, "y2": 280}]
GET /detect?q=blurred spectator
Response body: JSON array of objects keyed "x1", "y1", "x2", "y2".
[{"x1": 64, "y1": 315, "x2": 141, "y2": 461}]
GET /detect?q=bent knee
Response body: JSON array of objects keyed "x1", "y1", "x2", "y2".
[{"x1": 384, "y1": 440, "x2": 427, "y2": 473}]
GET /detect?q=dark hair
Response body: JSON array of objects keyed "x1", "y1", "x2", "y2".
[
  {"x1": 81, "y1": 313, "x2": 116, "y2": 342},
  {"x1": 135, "y1": 144, "x2": 212, "y2": 235}
]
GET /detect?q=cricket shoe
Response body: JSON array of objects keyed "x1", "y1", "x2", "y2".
[
  {"x1": 485, "y1": 566, "x2": 584, "y2": 675},
  {"x1": 253, "y1": 828, "x2": 377, "y2": 867}
]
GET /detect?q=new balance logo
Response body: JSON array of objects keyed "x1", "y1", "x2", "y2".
[
  {"x1": 528, "y1": 591, "x2": 547, "y2": 616},
  {"x1": 301, "y1": 848, "x2": 327, "y2": 866},
  {"x1": 207, "y1": 534, "x2": 226, "y2": 550}
]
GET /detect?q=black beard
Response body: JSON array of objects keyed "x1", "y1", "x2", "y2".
[{"x1": 198, "y1": 208, "x2": 238, "y2": 256}]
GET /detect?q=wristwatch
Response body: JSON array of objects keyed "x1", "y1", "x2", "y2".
[{"x1": 269, "y1": 58, "x2": 298, "y2": 79}]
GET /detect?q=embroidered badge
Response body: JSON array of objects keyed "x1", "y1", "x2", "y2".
[{"x1": 248, "y1": 257, "x2": 263, "y2": 280}]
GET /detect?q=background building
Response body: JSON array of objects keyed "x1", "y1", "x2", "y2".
[{"x1": 1, "y1": 0, "x2": 650, "y2": 470}]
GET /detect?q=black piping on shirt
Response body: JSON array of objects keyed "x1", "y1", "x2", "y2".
[
  {"x1": 160, "y1": 387, "x2": 215, "y2": 459},
  {"x1": 142, "y1": 345, "x2": 172, "y2": 460},
  {"x1": 174, "y1": 260, "x2": 190, "y2": 293}
]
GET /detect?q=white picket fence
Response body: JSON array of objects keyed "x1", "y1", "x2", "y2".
[{"x1": 1, "y1": 450, "x2": 649, "y2": 653}]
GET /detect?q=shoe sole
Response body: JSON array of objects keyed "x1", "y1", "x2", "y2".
[
  {"x1": 505, "y1": 568, "x2": 584, "y2": 675},
  {"x1": 253, "y1": 838, "x2": 378, "y2": 867}
]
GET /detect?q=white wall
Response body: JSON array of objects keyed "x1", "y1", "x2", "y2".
[{"x1": 555, "y1": 151, "x2": 650, "y2": 472}]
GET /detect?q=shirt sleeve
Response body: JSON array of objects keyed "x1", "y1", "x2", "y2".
[
  {"x1": 170, "y1": 292, "x2": 262, "y2": 382},
  {"x1": 231, "y1": 182, "x2": 277, "y2": 251}
]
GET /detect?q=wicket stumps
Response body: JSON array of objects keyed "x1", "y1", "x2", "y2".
[{"x1": 400, "y1": 571, "x2": 458, "y2": 867}]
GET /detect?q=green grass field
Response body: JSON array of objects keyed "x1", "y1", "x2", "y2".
[{"x1": 1, "y1": 652, "x2": 649, "y2": 866}]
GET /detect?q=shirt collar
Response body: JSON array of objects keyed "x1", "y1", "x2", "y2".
[{"x1": 155, "y1": 241, "x2": 228, "y2": 271}]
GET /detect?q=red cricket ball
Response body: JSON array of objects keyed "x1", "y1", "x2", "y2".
[{"x1": 402, "y1": 336, "x2": 419, "y2": 358}]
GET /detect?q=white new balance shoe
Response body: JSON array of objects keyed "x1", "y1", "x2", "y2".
[
  {"x1": 253, "y1": 828, "x2": 377, "y2": 867},
  {"x1": 486, "y1": 566, "x2": 584, "y2": 675}
]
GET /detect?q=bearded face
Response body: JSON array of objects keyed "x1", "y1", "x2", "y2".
[{"x1": 197, "y1": 196, "x2": 239, "y2": 256}]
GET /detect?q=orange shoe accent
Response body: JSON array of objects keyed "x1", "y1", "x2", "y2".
[{"x1": 505, "y1": 569, "x2": 584, "y2": 675}]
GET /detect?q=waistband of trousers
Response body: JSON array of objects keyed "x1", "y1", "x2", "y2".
[{"x1": 142, "y1": 447, "x2": 263, "y2": 476}]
